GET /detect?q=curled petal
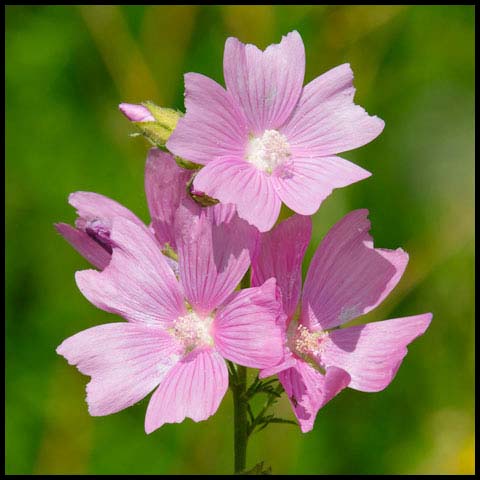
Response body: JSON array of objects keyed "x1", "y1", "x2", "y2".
[
  {"x1": 302, "y1": 209, "x2": 409, "y2": 330},
  {"x1": 278, "y1": 360, "x2": 350, "y2": 433},
  {"x1": 321, "y1": 313, "x2": 432, "y2": 392}
]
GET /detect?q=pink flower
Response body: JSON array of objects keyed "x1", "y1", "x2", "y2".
[
  {"x1": 56, "y1": 201, "x2": 284, "y2": 433},
  {"x1": 251, "y1": 210, "x2": 432, "y2": 432},
  {"x1": 55, "y1": 149, "x2": 191, "y2": 271},
  {"x1": 167, "y1": 31, "x2": 384, "y2": 232},
  {"x1": 119, "y1": 103, "x2": 155, "y2": 122}
]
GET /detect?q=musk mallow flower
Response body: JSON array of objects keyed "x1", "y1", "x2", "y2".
[
  {"x1": 251, "y1": 210, "x2": 432, "y2": 432},
  {"x1": 167, "y1": 30, "x2": 385, "y2": 232},
  {"x1": 54, "y1": 149, "x2": 191, "y2": 272},
  {"x1": 56, "y1": 200, "x2": 285, "y2": 432}
]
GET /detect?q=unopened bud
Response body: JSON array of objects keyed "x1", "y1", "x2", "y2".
[
  {"x1": 119, "y1": 103, "x2": 155, "y2": 122},
  {"x1": 119, "y1": 101, "x2": 183, "y2": 147}
]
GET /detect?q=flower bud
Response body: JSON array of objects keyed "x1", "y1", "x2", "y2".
[
  {"x1": 119, "y1": 101, "x2": 183, "y2": 148},
  {"x1": 119, "y1": 103, "x2": 155, "y2": 122}
]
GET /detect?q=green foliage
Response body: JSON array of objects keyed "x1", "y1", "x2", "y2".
[{"x1": 5, "y1": 5, "x2": 474, "y2": 475}]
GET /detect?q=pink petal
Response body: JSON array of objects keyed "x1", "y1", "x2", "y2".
[
  {"x1": 302, "y1": 209, "x2": 409, "y2": 330},
  {"x1": 213, "y1": 278, "x2": 285, "y2": 369},
  {"x1": 193, "y1": 156, "x2": 281, "y2": 232},
  {"x1": 144, "y1": 148, "x2": 192, "y2": 249},
  {"x1": 281, "y1": 63, "x2": 385, "y2": 157},
  {"x1": 166, "y1": 73, "x2": 248, "y2": 165},
  {"x1": 224, "y1": 31, "x2": 305, "y2": 134},
  {"x1": 56, "y1": 323, "x2": 182, "y2": 416},
  {"x1": 119, "y1": 103, "x2": 155, "y2": 122},
  {"x1": 321, "y1": 313, "x2": 432, "y2": 392},
  {"x1": 278, "y1": 360, "x2": 350, "y2": 433},
  {"x1": 272, "y1": 156, "x2": 371, "y2": 216},
  {"x1": 55, "y1": 222, "x2": 110, "y2": 270},
  {"x1": 69, "y1": 191, "x2": 143, "y2": 227},
  {"x1": 76, "y1": 217, "x2": 185, "y2": 326},
  {"x1": 145, "y1": 348, "x2": 228, "y2": 433},
  {"x1": 251, "y1": 214, "x2": 311, "y2": 318},
  {"x1": 174, "y1": 201, "x2": 257, "y2": 315}
]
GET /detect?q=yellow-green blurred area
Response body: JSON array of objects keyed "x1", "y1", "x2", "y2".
[{"x1": 6, "y1": 5, "x2": 474, "y2": 475}]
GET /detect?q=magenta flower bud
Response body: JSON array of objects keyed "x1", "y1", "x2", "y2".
[{"x1": 119, "y1": 102, "x2": 155, "y2": 122}]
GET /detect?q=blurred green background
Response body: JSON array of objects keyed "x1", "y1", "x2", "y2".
[{"x1": 5, "y1": 5, "x2": 474, "y2": 475}]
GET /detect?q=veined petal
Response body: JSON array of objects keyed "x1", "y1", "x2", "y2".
[
  {"x1": 272, "y1": 156, "x2": 371, "y2": 216},
  {"x1": 224, "y1": 31, "x2": 305, "y2": 134},
  {"x1": 302, "y1": 209, "x2": 409, "y2": 330},
  {"x1": 145, "y1": 148, "x2": 192, "y2": 249},
  {"x1": 251, "y1": 214, "x2": 311, "y2": 318},
  {"x1": 55, "y1": 223, "x2": 110, "y2": 270},
  {"x1": 69, "y1": 191, "x2": 142, "y2": 227},
  {"x1": 321, "y1": 314, "x2": 432, "y2": 392},
  {"x1": 281, "y1": 63, "x2": 384, "y2": 157},
  {"x1": 56, "y1": 323, "x2": 182, "y2": 416},
  {"x1": 278, "y1": 360, "x2": 350, "y2": 433},
  {"x1": 145, "y1": 348, "x2": 228, "y2": 433},
  {"x1": 175, "y1": 200, "x2": 257, "y2": 315},
  {"x1": 166, "y1": 73, "x2": 248, "y2": 165},
  {"x1": 193, "y1": 156, "x2": 281, "y2": 232},
  {"x1": 214, "y1": 278, "x2": 284, "y2": 369},
  {"x1": 76, "y1": 217, "x2": 185, "y2": 326}
]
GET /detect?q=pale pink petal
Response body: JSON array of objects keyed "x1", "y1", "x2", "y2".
[
  {"x1": 259, "y1": 353, "x2": 297, "y2": 379},
  {"x1": 302, "y1": 209, "x2": 409, "y2": 330},
  {"x1": 321, "y1": 313, "x2": 432, "y2": 392},
  {"x1": 281, "y1": 63, "x2": 385, "y2": 157},
  {"x1": 69, "y1": 191, "x2": 142, "y2": 227},
  {"x1": 214, "y1": 278, "x2": 285, "y2": 369},
  {"x1": 144, "y1": 148, "x2": 192, "y2": 249},
  {"x1": 278, "y1": 360, "x2": 350, "y2": 433},
  {"x1": 174, "y1": 201, "x2": 257, "y2": 315},
  {"x1": 224, "y1": 31, "x2": 305, "y2": 134},
  {"x1": 56, "y1": 323, "x2": 183, "y2": 416},
  {"x1": 251, "y1": 214, "x2": 311, "y2": 318},
  {"x1": 193, "y1": 156, "x2": 281, "y2": 232},
  {"x1": 55, "y1": 222, "x2": 110, "y2": 270},
  {"x1": 272, "y1": 156, "x2": 371, "y2": 216},
  {"x1": 76, "y1": 217, "x2": 185, "y2": 326},
  {"x1": 119, "y1": 103, "x2": 155, "y2": 122},
  {"x1": 166, "y1": 73, "x2": 248, "y2": 165},
  {"x1": 145, "y1": 348, "x2": 228, "y2": 433}
]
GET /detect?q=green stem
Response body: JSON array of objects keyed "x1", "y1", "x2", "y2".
[{"x1": 232, "y1": 365, "x2": 248, "y2": 474}]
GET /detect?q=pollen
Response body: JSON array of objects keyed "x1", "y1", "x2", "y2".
[
  {"x1": 173, "y1": 311, "x2": 214, "y2": 351},
  {"x1": 293, "y1": 325, "x2": 328, "y2": 357},
  {"x1": 246, "y1": 129, "x2": 291, "y2": 174}
]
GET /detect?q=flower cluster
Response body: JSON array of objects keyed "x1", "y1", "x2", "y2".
[{"x1": 56, "y1": 31, "x2": 431, "y2": 435}]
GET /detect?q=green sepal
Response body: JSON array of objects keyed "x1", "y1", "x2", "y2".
[
  {"x1": 132, "y1": 121, "x2": 171, "y2": 147},
  {"x1": 175, "y1": 156, "x2": 202, "y2": 171},
  {"x1": 142, "y1": 101, "x2": 182, "y2": 131}
]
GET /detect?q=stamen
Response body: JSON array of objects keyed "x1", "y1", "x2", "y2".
[
  {"x1": 293, "y1": 325, "x2": 328, "y2": 357},
  {"x1": 173, "y1": 312, "x2": 214, "y2": 351},
  {"x1": 246, "y1": 129, "x2": 291, "y2": 174}
]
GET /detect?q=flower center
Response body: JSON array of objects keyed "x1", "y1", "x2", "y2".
[
  {"x1": 246, "y1": 129, "x2": 291, "y2": 174},
  {"x1": 292, "y1": 325, "x2": 328, "y2": 357},
  {"x1": 172, "y1": 311, "x2": 214, "y2": 352}
]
